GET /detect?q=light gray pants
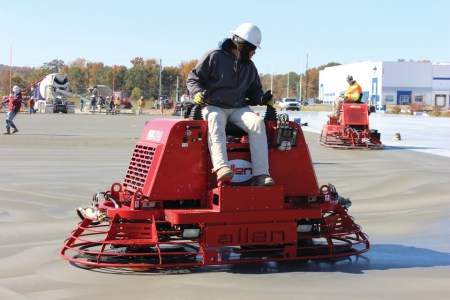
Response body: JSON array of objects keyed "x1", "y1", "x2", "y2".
[
  {"x1": 331, "y1": 96, "x2": 344, "y2": 117},
  {"x1": 202, "y1": 105, "x2": 270, "y2": 176},
  {"x1": 5, "y1": 111, "x2": 17, "y2": 129}
]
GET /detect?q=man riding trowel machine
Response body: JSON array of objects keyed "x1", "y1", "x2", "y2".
[
  {"x1": 319, "y1": 92, "x2": 384, "y2": 149},
  {"x1": 60, "y1": 105, "x2": 370, "y2": 270}
]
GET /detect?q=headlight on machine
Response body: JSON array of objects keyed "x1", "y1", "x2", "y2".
[
  {"x1": 297, "y1": 219, "x2": 314, "y2": 233},
  {"x1": 297, "y1": 224, "x2": 313, "y2": 232},
  {"x1": 181, "y1": 228, "x2": 201, "y2": 239}
]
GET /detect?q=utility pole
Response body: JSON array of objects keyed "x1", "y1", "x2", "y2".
[
  {"x1": 304, "y1": 54, "x2": 309, "y2": 101},
  {"x1": 286, "y1": 73, "x2": 290, "y2": 98},
  {"x1": 299, "y1": 57, "x2": 303, "y2": 101},
  {"x1": 159, "y1": 59, "x2": 162, "y2": 97},
  {"x1": 176, "y1": 76, "x2": 179, "y2": 102},
  {"x1": 112, "y1": 66, "x2": 115, "y2": 94},
  {"x1": 270, "y1": 72, "x2": 273, "y2": 92},
  {"x1": 9, "y1": 46, "x2": 12, "y2": 93}
]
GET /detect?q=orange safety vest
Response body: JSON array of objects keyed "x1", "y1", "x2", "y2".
[{"x1": 344, "y1": 82, "x2": 362, "y2": 102}]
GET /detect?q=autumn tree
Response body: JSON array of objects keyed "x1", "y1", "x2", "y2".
[
  {"x1": 178, "y1": 60, "x2": 198, "y2": 87},
  {"x1": 67, "y1": 67, "x2": 87, "y2": 94},
  {"x1": 10, "y1": 73, "x2": 27, "y2": 92},
  {"x1": 1, "y1": 56, "x2": 339, "y2": 103},
  {"x1": 130, "y1": 87, "x2": 143, "y2": 102},
  {"x1": 125, "y1": 64, "x2": 149, "y2": 98},
  {"x1": 0, "y1": 70, "x2": 11, "y2": 95},
  {"x1": 42, "y1": 59, "x2": 65, "y2": 73},
  {"x1": 144, "y1": 59, "x2": 160, "y2": 99},
  {"x1": 112, "y1": 65, "x2": 127, "y2": 94},
  {"x1": 161, "y1": 66, "x2": 179, "y2": 99},
  {"x1": 130, "y1": 57, "x2": 145, "y2": 67}
]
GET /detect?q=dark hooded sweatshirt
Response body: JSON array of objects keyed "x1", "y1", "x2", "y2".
[{"x1": 186, "y1": 38, "x2": 263, "y2": 108}]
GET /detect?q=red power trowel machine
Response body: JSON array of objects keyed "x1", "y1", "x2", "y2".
[
  {"x1": 60, "y1": 106, "x2": 369, "y2": 270},
  {"x1": 319, "y1": 103, "x2": 384, "y2": 149}
]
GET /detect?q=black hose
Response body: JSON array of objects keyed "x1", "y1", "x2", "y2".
[{"x1": 264, "y1": 105, "x2": 277, "y2": 121}]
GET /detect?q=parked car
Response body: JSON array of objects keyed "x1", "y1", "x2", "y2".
[{"x1": 278, "y1": 97, "x2": 301, "y2": 111}]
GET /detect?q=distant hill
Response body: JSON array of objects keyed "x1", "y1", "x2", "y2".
[{"x1": 0, "y1": 64, "x2": 35, "y2": 72}]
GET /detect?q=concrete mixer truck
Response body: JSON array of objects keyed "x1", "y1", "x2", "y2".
[
  {"x1": 87, "y1": 85, "x2": 113, "y2": 113},
  {"x1": 36, "y1": 73, "x2": 90, "y2": 113}
]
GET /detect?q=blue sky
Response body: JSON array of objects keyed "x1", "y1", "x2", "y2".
[{"x1": 1, "y1": 0, "x2": 449, "y2": 74}]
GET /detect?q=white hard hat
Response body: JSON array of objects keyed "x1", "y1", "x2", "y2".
[
  {"x1": 231, "y1": 23, "x2": 262, "y2": 48},
  {"x1": 12, "y1": 85, "x2": 21, "y2": 93}
]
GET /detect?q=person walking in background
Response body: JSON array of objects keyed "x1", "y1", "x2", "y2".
[
  {"x1": 28, "y1": 96, "x2": 36, "y2": 114},
  {"x1": 114, "y1": 97, "x2": 121, "y2": 109},
  {"x1": 137, "y1": 96, "x2": 145, "y2": 114},
  {"x1": 159, "y1": 96, "x2": 164, "y2": 115},
  {"x1": 180, "y1": 90, "x2": 191, "y2": 103},
  {"x1": 79, "y1": 97, "x2": 84, "y2": 112},
  {"x1": 90, "y1": 95, "x2": 97, "y2": 114},
  {"x1": 187, "y1": 23, "x2": 275, "y2": 186},
  {"x1": 2, "y1": 86, "x2": 22, "y2": 134}
]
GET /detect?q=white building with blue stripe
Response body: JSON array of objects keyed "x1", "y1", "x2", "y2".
[{"x1": 318, "y1": 60, "x2": 450, "y2": 110}]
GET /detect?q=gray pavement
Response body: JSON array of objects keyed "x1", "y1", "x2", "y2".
[{"x1": 0, "y1": 112, "x2": 449, "y2": 300}]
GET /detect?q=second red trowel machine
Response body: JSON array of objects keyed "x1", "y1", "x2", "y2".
[
  {"x1": 60, "y1": 105, "x2": 369, "y2": 270},
  {"x1": 319, "y1": 102, "x2": 384, "y2": 150}
]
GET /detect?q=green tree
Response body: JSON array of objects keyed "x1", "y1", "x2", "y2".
[
  {"x1": 2, "y1": 55, "x2": 341, "y2": 103},
  {"x1": 161, "y1": 66, "x2": 179, "y2": 99},
  {"x1": 130, "y1": 57, "x2": 145, "y2": 67},
  {"x1": 178, "y1": 60, "x2": 198, "y2": 90},
  {"x1": 130, "y1": 87, "x2": 142, "y2": 101},
  {"x1": 67, "y1": 67, "x2": 87, "y2": 95},
  {"x1": 125, "y1": 65, "x2": 149, "y2": 97},
  {"x1": 64, "y1": 59, "x2": 86, "y2": 95},
  {"x1": 11, "y1": 73, "x2": 27, "y2": 91},
  {"x1": 144, "y1": 59, "x2": 160, "y2": 99},
  {"x1": 42, "y1": 59, "x2": 65, "y2": 73},
  {"x1": 112, "y1": 65, "x2": 127, "y2": 95}
]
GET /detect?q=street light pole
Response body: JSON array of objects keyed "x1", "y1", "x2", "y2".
[
  {"x1": 159, "y1": 59, "x2": 162, "y2": 97},
  {"x1": 9, "y1": 46, "x2": 12, "y2": 93},
  {"x1": 304, "y1": 54, "x2": 309, "y2": 101},
  {"x1": 299, "y1": 57, "x2": 303, "y2": 101},
  {"x1": 176, "y1": 76, "x2": 180, "y2": 102},
  {"x1": 112, "y1": 67, "x2": 115, "y2": 94},
  {"x1": 287, "y1": 73, "x2": 290, "y2": 98}
]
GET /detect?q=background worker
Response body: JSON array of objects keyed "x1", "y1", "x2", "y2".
[
  {"x1": 3, "y1": 86, "x2": 22, "y2": 134},
  {"x1": 187, "y1": 23, "x2": 275, "y2": 186},
  {"x1": 344, "y1": 75, "x2": 362, "y2": 102},
  {"x1": 329, "y1": 75, "x2": 363, "y2": 118},
  {"x1": 159, "y1": 96, "x2": 164, "y2": 114},
  {"x1": 180, "y1": 90, "x2": 191, "y2": 103},
  {"x1": 79, "y1": 97, "x2": 85, "y2": 112},
  {"x1": 28, "y1": 96, "x2": 36, "y2": 114},
  {"x1": 137, "y1": 96, "x2": 145, "y2": 114},
  {"x1": 328, "y1": 91, "x2": 345, "y2": 118}
]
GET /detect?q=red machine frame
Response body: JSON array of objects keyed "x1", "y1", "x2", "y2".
[
  {"x1": 61, "y1": 113, "x2": 369, "y2": 270},
  {"x1": 319, "y1": 103, "x2": 384, "y2": 149}
]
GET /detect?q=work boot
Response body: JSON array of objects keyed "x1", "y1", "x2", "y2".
[
  {"x1": 12, "y1": 128, "x2": 19, "y2": 134},
  {"x1": 216, "y1": 166, "x2": 234, "y2": 181},
  {"x1": 3, "y1": 127, "x2": 10, "y2": 135},
  {"x1": 251, "y1": 175, "x2": 275, "y2": 186}
]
